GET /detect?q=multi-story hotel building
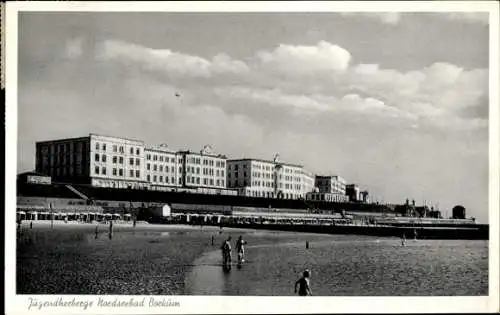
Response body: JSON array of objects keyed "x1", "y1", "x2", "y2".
[
  {"x1": 177, "y1": 145, "x2": 228, "y2": 194},
  {"x1": 35, "y1": 135, "x2": 233, "y2": 195},
  {"x1": 346, "y1": 184, "x2": 361, "y2": 202},
  {"x1": 227, "y1": 155, "x2": 312, "y2": 200},
  {"x1": 35, "y1": 134, "x2": 149, "y2": 189},
  {"x1": 144, "y1": 144, "x2": 181, "y2": 191},
  {"x1": 315, "y1": 175, "x2": 347, "y2": 195},
  {"x1": 301, "y1": 169, "x2": 316, "y2": 197}
]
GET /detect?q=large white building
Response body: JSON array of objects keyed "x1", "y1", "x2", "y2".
[
  {"x1": 227, "y1": 155, "x2": 315, "y2": 200},
  {"x1": 177, "y1": 145, "x2": 228, "y2": 193},
  {"x1": 315, "y1": 175, "x2": 347, "y2": 195},
  {"x1": 145, "y1": 144, "x2": 181, "y2": 191},
  {"x1": 36, "y1": 135, "x2": 235, "y2": 195},
  {"x1": 36, "y1": 134, "x2": 149, "y2": 189}
]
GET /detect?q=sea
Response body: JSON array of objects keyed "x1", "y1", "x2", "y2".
[{"x1": 185, "y1": 235, "x2": 488, "y2": 296}]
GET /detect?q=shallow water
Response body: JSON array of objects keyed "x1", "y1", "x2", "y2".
[
  {"x1": 185, "y1": 236, "x2": 488, "y2": 296},
  {"x1": 17, "y1": 225, "x2": 488, "y2": 295}
]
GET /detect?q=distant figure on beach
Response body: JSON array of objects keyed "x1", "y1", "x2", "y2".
[
  {"x1": 236, "y1": 235, "x2": 247, "y2": 264},
  {"x1": 401, "y1": 233, "x2": 407, "y2": 246},
  {"x1": 221, "y1": 236, "x2": 232, "y2": 266},
  {"x1": 295, "y1": 269, "x2": 312, "y2": 296},
  {"x1": 413, "y1": 229, "x2": 418, "y2": 241}
]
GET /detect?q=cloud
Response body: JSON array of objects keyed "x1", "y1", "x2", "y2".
[
  {"x1": 63, "y1": 36, "x2": 85, "y2": 59},
  {"x1": 256, "y1": 41, "x2": 351, "y2": 74},
  {"x1": 94, "y1": 39, "x2": 249, "y2": 79},
  {"x1": 71, "y1": 38, "x2": 488, "y2": 132}
]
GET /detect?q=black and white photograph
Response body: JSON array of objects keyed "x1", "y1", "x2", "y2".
[{"x1": 5, "y1": 1, "x2": 499, "y2": 314}]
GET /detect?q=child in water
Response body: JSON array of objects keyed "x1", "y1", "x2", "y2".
[{"x1": 295, "y1": 269, "x2": 313, "y2": 296}]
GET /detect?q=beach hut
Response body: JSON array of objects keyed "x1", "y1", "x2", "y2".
[
  {"x1": 17, "y1": 211, "x2": 26, "y2": 221},
  {"x1": 113, "y1": 213, "x2": 122, "y2": 220},
  {"x1": 124, "y1": 214, "x2": 132, "y2": 222}
]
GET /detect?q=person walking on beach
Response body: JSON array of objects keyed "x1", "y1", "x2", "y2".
[
  {"x1": 236, "y1": 235, "x2": 247, "y2": 264},
  {"x1": 295, "y1": 269, "x2": 312, "y2": 296},
  {"x1": 221, "y1": 236, "x2": 232, "y2": 266}
]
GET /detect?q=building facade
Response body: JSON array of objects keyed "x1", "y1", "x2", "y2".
[
  {"x1": 177, "y1": 145, "x2": 228, "y2": 192},
  {"x1": 360, "y1": 190, "x2": 370, "y2": 203},
  {"x1": 36, "y1": 134, "x2": 149, "y2": 189},
  {"x1": 346, "y1": 184, "x2": 360, "y2": 202},
  {"x1": 315, "y1": 175, "x2": 347, "y2": 195},
  {"x1": 300, "y1": 169, "x2": 316, "y2": 198},
  {"x1": 145, "y1": 144, "x2": 181, "y2": 191},
  {"x1": 227, "y1": 156, "x2": 307, "y2": 200},
  {"x1": 306, "y1": 192, "x2": 349, "y2": 203}
]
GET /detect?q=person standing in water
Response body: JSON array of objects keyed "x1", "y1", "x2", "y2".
[
  {"x1": 236, "y1": 235, "x2": 247, "y2": 264},
  {"x1": 221, "y1": 236, "x2": 232, "y2": 266},
  {"x1": 401, "y1": 232, "x2": 407, "y2": 246},
  {"x1": 295, "y1": 269, "x2": 313, "y2": 296}
]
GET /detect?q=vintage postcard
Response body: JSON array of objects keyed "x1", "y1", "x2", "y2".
[{"x1": 4, "y1": 1, "x2": 499, "y2": 314}]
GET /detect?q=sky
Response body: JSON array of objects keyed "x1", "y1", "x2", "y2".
[{"x1": 17, "y1": 12, "x2": 490, "y2": 222}]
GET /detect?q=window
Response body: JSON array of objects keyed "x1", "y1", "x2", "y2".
[
  {"x1": 119, "y1": 157, "x2": 124, "y2": 164},
  {"x1": 102, "y1": 155, "x2": 107, "y2": 162},
  {"x1": 103, "y1": 144, "x2": 106, "y2": 151},
  {"x1": 113, "y1": 168, "x2": 117, "y2": 176},
  {"x1": 196, "y1": 177, "x2": 200, "y2": 184},
  {"x1": 172, "y1": 177, "x2": 175, "y2": 183},
  {"x1": 210, "y1": 179, "x2": 214, "y2": 185},
  {"x1": 95, "y1": 154, "x2": 100, "y2": 162},
  {"x1": 216, "y1": 170, "x2": 219, "y2": 176},
  {"x1": 159, "y1": 165, "x2": 163, "y2": 172},
  {"x1": 102, "y1": 167, "x2": 107, "y2": 175},
  {"x1": 159, "y1": 156, "x2": 163, "y2": 162},
  {"x1": 147, "y1": 175, "x2": 151, "y2": 181},
  {"x1": 159, "y1": 176, "x2": 163, "y2": 182},
  {"x1": 203, "y1": 179, "x2": 208, "y2": 185},
  {"x1": 197, "y1": 167, "x2": 200, "y2": 174},
  {"x1": 165, "y1": 177, "x2": 169, "y2": 183},
  {"x1": 136, "y1": 148, "x2": 140, "y2": 155},
  {"x1": 113, "y1": 156, "x2": 117, "y2": 164},
  {"x1": 147, "y1": 163, "x2": 150, "y2": 170},
  {"x1": 113, "y1": 145, "x2": 117, "y2": 152},
  {"x1": 136, "y1": 158, "x2": 140, "y2": 166},
  {"x1": 166, "y1": 157, "x2": 170, "y2": 163},
  {"x1": 129, "y1": 158, "x2": 134, "y2": 165},
  {"x1": 130, "y1": 147, "x2": 134, "y2": 154},
  {"x1": 129, "y1": 170, "x2": 134, "y2": 177},
  {"x1": 95, "y1": 166, "x2": 100, "y2": 174},
  {"x1": 136, "y1": 170, "x2": 140, "y2": 178},
  {"x1": 153, "y1": 175, "x2": 157, "y2": 182},
  {"x1": 166, "y1": 166, "x2": 169, "y2": 172},
  {"x1": 153, "y1": 165, "x2": 157, "y2": 171},
  {"x1": 119, "y1": 169, "x2": 123, "y2": 176},
  {"x1": 96, "y1": 142, "x2": 100, "y2": 150},
  {"x1": 119, "y1": 146, "x2": 124, "y2": 153},
  {"x1": 147, "y1": 154, "x2": 151, "y2": 160},
  {"x1": 216, "y1": 179, "x2": 220, "y2": 186}
]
